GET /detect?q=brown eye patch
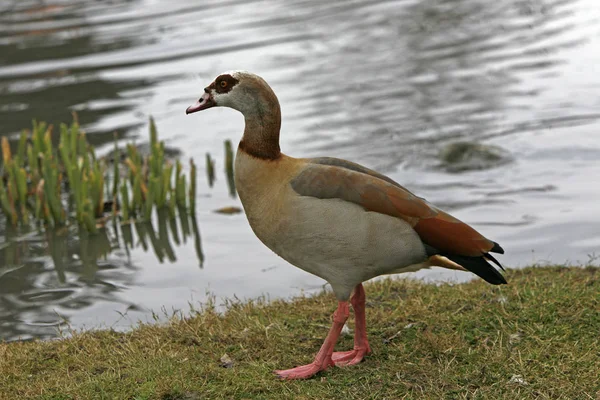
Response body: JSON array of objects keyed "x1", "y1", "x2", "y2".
[{"x1": 214, "y1": 74, "x2": 239, "y2": 94}]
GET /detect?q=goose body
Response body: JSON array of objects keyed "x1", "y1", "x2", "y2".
[
  {"x1": 186, "y1": 71, "x2": 506, "y2": 379},
  {"x1": 235, "y1": 151, "x2": 428, "y2": 300}
]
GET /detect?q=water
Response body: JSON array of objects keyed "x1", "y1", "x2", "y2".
[{"x1": 1, "y1": 0, "x2": 599, "y2": 341}]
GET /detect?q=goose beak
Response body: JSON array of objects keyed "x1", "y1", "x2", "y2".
[{"x1": 186, "y1": 92, "x2": 215, "y2": 114}]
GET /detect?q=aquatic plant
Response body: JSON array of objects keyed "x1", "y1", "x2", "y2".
[
  {"x1": 205, "y1": 152, "x2": 215, "y2": 188},
  {"x1": 224, "y1": 139, "x2": 236, "y2": 197},
  {"x1": 0, "y1": 116, "x2": 199, "y2": 233}
]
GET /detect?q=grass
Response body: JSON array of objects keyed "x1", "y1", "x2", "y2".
[{"x1": 0, "y1": 266, "x2": 598, "y2": 399}]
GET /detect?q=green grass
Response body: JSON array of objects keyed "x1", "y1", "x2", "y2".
[{"x1": 0, "y1": 266, "x2": 598, "y2": 399}]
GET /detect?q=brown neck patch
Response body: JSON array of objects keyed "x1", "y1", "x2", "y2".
[
  {"x1": 239, "y1": 102, "x2": 282, "y2": 160},
  {"x1": 229, "y1": 73, "x2": 282, "y2": 160},
  {"x1": 238, "y1": 138, "x2": 281, "y2": 160}
]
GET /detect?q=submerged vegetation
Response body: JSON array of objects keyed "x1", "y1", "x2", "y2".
[{"x1": 0, "y1": 266, "x2": 597, "y2": 399}]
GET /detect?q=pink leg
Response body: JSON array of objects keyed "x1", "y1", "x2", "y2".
[
  {"x1": 275, "y1": 301, "x2": 349, "y2": 380},
  {"x1": 332, "y1": 284, "x2": 371, "y2": 366}
]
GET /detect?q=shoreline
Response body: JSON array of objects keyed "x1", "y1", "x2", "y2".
[{"x1": 0, "y1": 266, "x2": 598, "y2": 399}]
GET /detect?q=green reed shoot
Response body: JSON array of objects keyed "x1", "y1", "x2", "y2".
[
  {"x1": 120, "y1": 182, "x2": 130, "y2": 222},
  {"x1": 205, "y1": 152, "x2": 215, "y2": 187},
  {"x1": 189, "y1": 159, "x2": 196, "y2": 211},
  {"x1": 224, "y1": 139, "x2": 236, "y2": 197},
  {"x1": 0, "y1": 116, "x2": 199, "y2": 232}
]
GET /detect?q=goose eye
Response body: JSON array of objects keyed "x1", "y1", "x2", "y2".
[{"x1": 220, "y1": 80, "x2": 228, "y2": 88}]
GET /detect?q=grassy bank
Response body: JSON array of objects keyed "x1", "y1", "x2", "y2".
[{"x1": 0, "y1": 266, "x2": 598, "y2": 399}]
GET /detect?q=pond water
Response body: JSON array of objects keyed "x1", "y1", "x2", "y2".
[{"x1": 1, "y1": 0, "x2": 599, "y2": 341}]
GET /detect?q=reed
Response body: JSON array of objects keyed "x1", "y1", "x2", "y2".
[
  {"x1": 111, "y1": 134, "x2": 120, "y2": 200},
  {"x1": 0, "y1": 116, "x2": 199, "y2": 233},
  {"x1": 189, "y1": 158, "x2": 197, "y2": 212},
  {"x1": 120, "y1": 182, "x2": 130, "y2": 222},
  {"x1": 224, "y1": 139, "x2": 236, "y2": 197},
  {"x1": 205, "y1": 152, "x2": 215, "y2": 187},
  {"x1": 174, "y1": 160, "x2": 186, "y2": 209}
]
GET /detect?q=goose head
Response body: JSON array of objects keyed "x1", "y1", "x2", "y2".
[
  {"x1": 186, "y1": 71, "x2": 279, "y2": 118},
  {"x1": 186, "y1": 71, "x2": 282, "y2": 159}
]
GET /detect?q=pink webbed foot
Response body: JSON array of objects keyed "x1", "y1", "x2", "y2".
[
  {"x1": 331, "y1": 284, "x2": 372, "y2": 367},
  {"x1": 274, "y1": 358, "x2": 334, "y2": 380},
  {"x1": 275, "y1": 301, "x2": 350, "y2": 380},
  {"x1": 331, "y1": 346, "x2": 371, "y2": 366}
]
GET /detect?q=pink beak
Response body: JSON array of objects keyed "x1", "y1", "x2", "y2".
[{"x1": 186, "y1": 92, "x2": 215, "y2": 114}]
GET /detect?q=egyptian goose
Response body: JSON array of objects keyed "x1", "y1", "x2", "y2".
[{"x1": 186, "y1": 71, "x2": 506, "y2": 380}]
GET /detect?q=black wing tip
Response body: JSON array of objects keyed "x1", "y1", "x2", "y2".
[
  {"x1": 484, "y1": 252, "x2": 505, "y2": 271},
  {"x1": 479, "y1": 266, "x2": 507, "y2": 285},
  {"x1": 490, "y1": 241, "x2": 504, "y2": 254},
  {"x1": 445, "y1": 254, "x2": 507, "y2": 285}
]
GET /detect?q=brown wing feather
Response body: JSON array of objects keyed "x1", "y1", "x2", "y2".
[
  {"x1": 291, "y1": 161, "x2": 496, "y2": 257},
  {"x1": 412, "y1": 209, "x2": 495, "y2": 256}
]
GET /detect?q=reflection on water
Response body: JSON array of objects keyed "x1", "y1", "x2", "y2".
[
  {"x1": 0, "y1": 211, "x2": 203, "y2": 340},
  {"x1": 297, "y1": 0, "x2": 596, "y2": 165},
  {"x1": 0, "y1": 0, "x2": 155, "y2": 143},
  {"x1": 1, "y1": 0, "x2": 599, "y2": 340}
]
